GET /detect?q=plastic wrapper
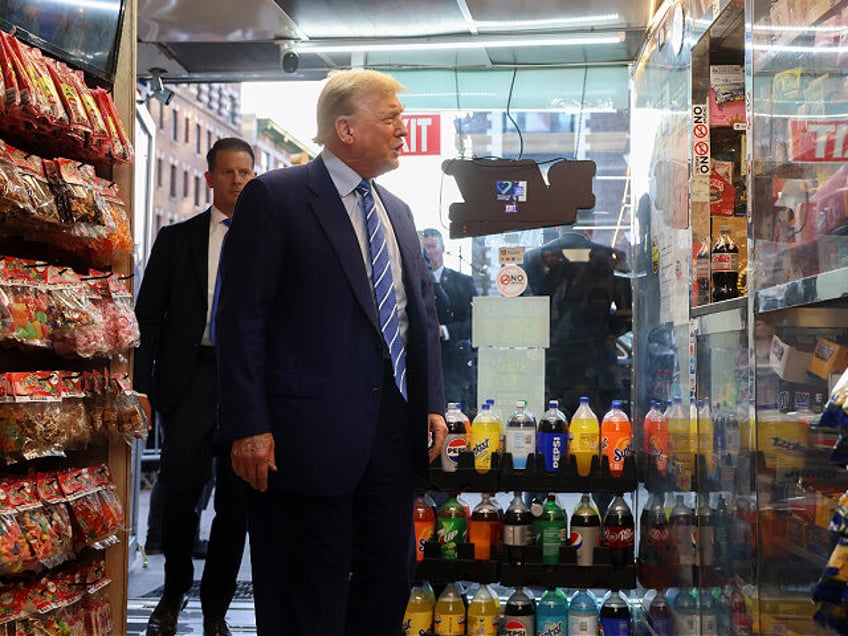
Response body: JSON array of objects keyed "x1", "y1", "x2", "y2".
[
  {"x1": 45, "y1": 267, "x2": 97, "y2": 359},
  {"x1": 20, "y1": 47, "x2": 68, "y2": 128},
  {"x1": 0, "y1": 31, "x2": 33, "y2": 121},
  {"x1": 105, "y1": 276, "x2": 139, "y2": 354},
  {"x1": 92, "y1": 88, "x2": 133, "y2": 163},
  {"x1": 44, "y1": 159, "x2": 105, "y2": 226},
  {"x1": 109, "y1": 374, "x2": 147, "y2": 443},
  {"x1": 57, "y1": 372, "x2": 91, "y2": 450},
  {"x1": 34, "y1": 473, "x2": 74, "y2": 565},
  {"x1": 0, "y1": 140, "x2": 32, "y2": 217},
  {"x1": 4, "y1": 147, "x2": 62, "y2": 226},
  {"x1": 74, "y1": 72, "x2": 110, "y2": 160},
  {"x1": 91, "y1": 464, "x2": 124, "y2": 533},
  {"x1": 57, "y1": 466, "x2": 119, "y2": 551},
  {"x1": 0, "y1": 32, "x2": 20, "y2": 112},
  {"x1": 81, "y1": 592, "x2": 113, "y2": 636},
  {"x1": 94, "y1": 178, "x2": 132, "y2": 257},
  {"x1": 0, "y1": 585, "x2": 28, "y2": 627},
  {"x1": 5, "y1": 478, "x2": 66, "y2": 570},
  {"x1": 44, "y1": 58, "x2": 92, "y2": 141},
  {"x1": 69, "y1": 275, "x2": 110, "y2": 358},
  {"x1": 5, "y1": 372, "x2": 64, "y2": 461},
  {"x1": 0, "y1": 481, "x2": 35, "y2": 575}
]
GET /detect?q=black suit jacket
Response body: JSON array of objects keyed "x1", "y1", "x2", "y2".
[
  {"x1": 134, "y1": 209, "x2": 212, "y2": 414},
  {"x1": 437, "y1": 267, "x2": 476, "y2": 344}
]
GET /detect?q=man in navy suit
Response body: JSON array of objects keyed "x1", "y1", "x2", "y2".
[
  {"x1": 421, "y1": 227, "x2": 478, "y2": 413},
  {"x1": 215, "y1": 70, "x2": 447, "y2": 636},
  {"x1": 134, "y1": 138, "x2": 256, "y2": 636}
]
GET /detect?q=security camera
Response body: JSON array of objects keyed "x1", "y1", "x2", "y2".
[
  {"x1": 282, "y1": 50, "x2": 299, "y2": 74},
  {"x1": 149, "y1": 68, "x2": 175, "y2": 105}
]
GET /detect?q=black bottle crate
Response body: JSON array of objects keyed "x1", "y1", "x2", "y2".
[
  {"x1": 498, "y1": 544, "x2": 636, "y2": 590},
  {"x1": 499, "y1": 452, "x2": 637, "y2": 493},
  {"x1": 415, "y1": 540, "x2": 499, "y2": 584},
  {"x1": 417, "y1": 450, "x2": 500, "y2": 492}
]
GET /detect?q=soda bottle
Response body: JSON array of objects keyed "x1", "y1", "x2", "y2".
[
  {"x1": 570, "y1": 396, "x2": 599, "y2": 477},
  {"x1": 669, "y1": 494, "x2": 696, "y2": 587},
  {"x1": 536, "y1": 587, "x2": 568, "y2": 636},
  {"x1": 637, "y1": 492, "x2": 672, "y2": 590},
  {"x1": 667, "y1": 396, "x2": 695, "y2": 490},
  {"x1": 568, "y1": 589, "x2": 598, "y2": 635},
  {"x1": 434, "y1": 582, "x2": 466, "y2": 635},
  {"x1": 697, "y1": 397, "x2": 717, "y2": 482},
  {"x1": 441, "y1": 402, "x2": 469, "y2": 472},
  {"x1": 673, "y1": 588, "x2": 699, "y2": 635},
  {"x1": 503, "y1": 491, "x2": 534, "y2": 566},
  {"x1": 570, "y1": 493, "x2": 601, "y2": 566},
  {"x1": 599, "y1": 590, "x2": 631, "y2": 636},
  {"x1": 602, "y1": 493, "x2": 635, "y2": 568},
  {"x1": 695, "y1": 495, "x2": 716, "y2": 573},
  {"x1": 700, "y1": 588, "x2": 719, "y2": 636},
  {"x1": 536, "y1": 493, "x2": 566, "y2": 565},
  {"x1": 647, "y1": 591, "x2": 674, "y2": 636},
  {"x1": 413, "y1": 493, "x2": 437, "y2": 562},
  {"x1": 714, "y1": 494, "x2": 732, "y2": 576},
  {"x1": 504, "y1": 587, "x2": 535, "y2": 636},
  {"x1": 694, "y1": 235, "x2": 711, "y2": 306},
  {"x1": 642, "y1": 400, "x2": 668, "y2": 476},
  {"x1": 537, "y1": 400, "x2": 568, "y2": 473},
  {"x1": 600, "y1": 400, "x2": 632, "y2": 477},
  {"x1": 469, "y1": 493, "x2": 502, "y2": 561},
  {"x1": 437, "y1": 493, "x2": 467, "y2": 560},
  {"x1": 725, "y1": 405, "x2": 741, "y2": 464},
  {"x1": 711, "y1": 224, "x2": 740, "y2": 301},
  {"x1": 466, "y1": 583, "x2": 500, "y2": 636},
  {"x1": 403, "y1": 580, "x2": 435, "y2": 635},
  {"x1": 485, "y1": 398, "x2": 505, "y2": 452},
  {"x1": 506, "y1": 399, "x2": 536, "y2": 470},
  {"x1": 470, "y1": 403, "x2": 499, "y2": 474}
]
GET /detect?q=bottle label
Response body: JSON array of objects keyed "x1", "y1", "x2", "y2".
[
  {"x1": 467, "y1": 612, "x2": 499, "y2": 635},
  {"x1": 437, "y1": 517, "x2": 467, "y2": 559},
  {"x1": 711, "y1": 252, "x2": 738, "y2": 273},
  {"x1": 403, "y1": 609, "x2": 433, "y2": 635},
  {"x1": 538, "y1": 432, "x2": 567, "y2": 470},
  {"x1": 571, "y1": 527, "x2": 600, "y2": 566},
  {"x1": 568, "y1": 614, "x2": 598, "y2": 634},
  {"x1": 504, "y1": 617, "x2": 533, "y2": 635},
  {"x1": 646, "y1": 524, "x2": 670, "y2": 547},
  {"x1": 648, "y1": 434, "x2": 667, "y2": 472},
  {"x1": 603, "y1": 525, "x2": 634, "y2": 548},
  {"x1": 434, "y1": 611, "x2": 465, "y2": 635},
  {"x1": 506, "y1": 429, "x2": 535, "y2": 469},
  {"x1": 599, "y1": 616, "x2": 631, "y2": 636},
  {"x1": 503, "y1": 524, "x2": 532, "y2": 546},
  {"x1": 537, "y1": 619, "x2": 565, "y2": 636}
]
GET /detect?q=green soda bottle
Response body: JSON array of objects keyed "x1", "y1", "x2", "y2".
[
  {"x1": 537, "y1": 493, "x2": 567, "y2": 565},
  {"x1": 437, "y1": 493, "x2": 468, "y2": 559}
]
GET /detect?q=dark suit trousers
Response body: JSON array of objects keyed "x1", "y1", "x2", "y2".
[
  {"x1": 159, "y1": 354, "x2": 247, "y2": 617},
  {"x1": 246, "y1": 364, "x2": 416, "y2": 636}
]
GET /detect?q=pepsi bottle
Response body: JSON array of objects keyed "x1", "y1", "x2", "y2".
[
  {"x1": 570, "y1": 493, "x2": 601, "y2": 567},
  {"x1": 537, "y1": 400, "x2": 568, "y2": 473},
  {"x1": 441, "y1": 402, "x2": 469, "y2": 472},
  {"x1": 504, "y1": 587, "x2": 535, "y2": 636},
  {"x1": 599, "y1": 590, "x2": 631, "y2": 636}
]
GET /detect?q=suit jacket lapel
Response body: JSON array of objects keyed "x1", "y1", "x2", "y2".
[
  {"x1": 307, "y1": 159, "x2": 381, "y2": 332},
  {"x1": 189, "y1": 209, "x2": 212, "y2": 305}
]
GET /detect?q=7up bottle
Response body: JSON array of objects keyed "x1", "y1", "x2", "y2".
[{"x1": 437, "y1": 494, "x2": 467, "y2": 560}]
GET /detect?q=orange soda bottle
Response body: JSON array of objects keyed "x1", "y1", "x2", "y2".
[
  {"x1": 600, "y1": 400, "x2": 632, "y2": 477},
  {"x1": 642, "y1": 400, "x2": 669, "y2": 476},
  {"x1": 468, "y1": 493, "x2": 502, "y2": 560},
  {"x1": 413, "y1": 493, "x2": 436, "y2": 562}
]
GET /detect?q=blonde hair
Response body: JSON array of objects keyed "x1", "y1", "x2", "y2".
[{"x1": 313, "y1": 70, "x2": 406, "y2": 146}]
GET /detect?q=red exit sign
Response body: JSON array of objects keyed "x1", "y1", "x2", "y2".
[
  {"x1": 790, "y1": 119, "x2": 848, "y2": 162},
  {"x1": 401, "y1": 114, "x2": 440, "y2": 156}
]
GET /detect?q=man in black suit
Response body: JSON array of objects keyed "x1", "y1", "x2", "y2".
[
  {"x1": 421, "y1": 228, "x2": 478, "y2": 412},
  {"x1": 215, "y1": 70, "x2": 446, "y2": 636},
  {"x1": 134, "y1": 137, "x2": 256, "y2": 636}
]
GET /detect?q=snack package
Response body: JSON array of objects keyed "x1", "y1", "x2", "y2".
[
  {"x1": 5, "y1": 477, "x2": 66, "y2": 570},
  {"x1": 4, "y1": 147, "x2": 62, "y2": 226},
  {"x1": 44, "y1": 58, "x2": 92, "y2": 140},
  {"x1": 21, "y1": 46, "x2": 68, "y2": 128},
  {"x1": 90, "y1": 464, "x2": 125, "y2": 536},
  {"x1": 57, "y1": 466, "x2": 118, "y2": 550},
  {"x1": 109, "y1": 374, "x2": 148, "y2": 444},
  {"x1": 46, "y1": 266, "x2": 97, "y2": 358},
  {"x1": 45, "y1": 158, "x2": 106, "y2": 226},
  {"x1": 105, "y1": 275, "x2": 139, "y2": 354},
  {"x1": 69, "y1": 274, "x2": 110, "y2": 358},
  {"x1": 0, "y1": 258, "x2": 51, "y2": 347},
  {"x1": 0, "y1": 140, "x2": 32, "y2": 218},
  {"x1": 74, "y1": 71, "x2": 110, "y2": 159},
  {"x1": 57, "y1": 372, "x2": 91, "y2": 450},
  {"x1": 95, "y1": 177, "x2": 132, "y2": 257},
  {"x1": 34, "y1": 473, "x2": 74, "y2": 565},
  {"x1": 92, "y1": 88, "x2": 133, "y2": 163},
  {"x1": 0, "y1": 481, "x2": 34, "y2": 575},
  {"x1": 7, "y1": 371, "x2": 64, "y2": 460},
  {"x1": 0, "y1": 31, "x2": 19, "y2": 112},
  {"x1": 0, "y1": 31, "x2": 33, "y2": 122}
]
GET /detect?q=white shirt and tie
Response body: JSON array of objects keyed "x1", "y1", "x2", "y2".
[{"x1": 202, "y1": 206, "x2": 231, "y2": 346}]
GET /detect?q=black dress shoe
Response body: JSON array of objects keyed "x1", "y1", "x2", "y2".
[
  {"x1": 203, "y1": 616, "x2": 233, "y2": 636},
  {"x1": 146, "y1": 594, "x2": 187, "y2": 636}
]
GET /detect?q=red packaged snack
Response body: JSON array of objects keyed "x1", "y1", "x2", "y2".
[
  {"x1": 92, "y1": 88, "x2": 133, "y2": 163},
  {"x1": 5, "y1": 147, "x2": 62, "y2": 226},
  {"x1": 0, "y1": 481, "x2": 34, "y2": 575},
  {"x1": 57, "y1": 466, "x2": 118, "y2": 550},
  {"x1": 45, "y1": 158, "x2": 106, "y2": 226},
  {"x1": 34, "y1": 472, "x2": 74, "y2": 564},
  {"x1": 0, "y1": 258, "x2": 51, "y2": 347},
  {"x1": 56, "y1": 372, "x2": 91, "y2": 450},
  {"x1": 5, "y1": 477, "x2": 66, "y2": 569},
  {"x1": 44, "y1": 58, "x2": 92, "y2": 139},
  {"x1": 0, "y1": 140, "x2": 31, "y2": 217},
  {"x1": 7, "y1": 371, "x2": 64, "y2": 461},
  {"x1": 0, "y1": 32, "x2": 26, "y2": 120},
  {"x1": 46, "y1": 266, "x2": 96, "y2": 359},
  {"x1": 90, "y1": 464, "x2": 124, "y2": 534},
  {"x1": 20, "y1": 46, "x2": 68, "y2": 128},
  {"x1": 105, "y1": 275, "x2": 139, "y2": 353}
]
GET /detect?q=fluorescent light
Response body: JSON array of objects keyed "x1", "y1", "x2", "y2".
[
  {"x1": 297, "y1": 32, "x2": 625, "y2": 55},
  {"x1": 474, "y1": 13, "x2": 621, "y2": 31}
]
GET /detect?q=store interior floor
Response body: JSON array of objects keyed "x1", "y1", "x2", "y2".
[{"x1": 127, "y1": 480, "x2": 257, "y2": 635}]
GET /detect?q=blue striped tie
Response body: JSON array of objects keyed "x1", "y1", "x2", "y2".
[
  {"x1": 209, "y1": 217, "x2": 232, "y2": 345},
  {"x1": 357, "y1": 179, "x2": 407, "y2": 400}
]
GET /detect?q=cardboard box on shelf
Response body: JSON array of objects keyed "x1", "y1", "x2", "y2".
[
  {"x1": 809, "y1": 337, "x2": 848, "y2": 379},
  {"x1": 770, "y1": 335, "x2": 813, "y2": 383},
  {"x1": 778, "y1": 378, "x2": 828, "y2": 412}
]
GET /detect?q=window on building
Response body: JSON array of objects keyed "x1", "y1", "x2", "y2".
[
  {"x1": 195, "y1": 123, "x2": 202, "y2": 154},
  {"x1": 183, "y1": 169, "x2": 189, "y2": 198},
  {"x1": 207, "y1": 130, "x2": 212, "y2": 154},
  {"x1": 158, "y1": 102, "x2": 164, "y2": 130},
  {"x1": 171, "y1": 110, "x2": 178, "y2": 142},
  {"x1": 169, "y1": 164, "x2": 177, "y2": 198},
  {"x1": 194, "y1": 175, "x2": 201, "y2": 207},
  {"x1": 156, "y1": 158, "x2": 163, "y2": 188},
  {"x1": 184, "y1": 116, "x2": 190, "y2": 143},
  {"x1": 229, "y1": 97, "x2": 238, "y2": 125}
]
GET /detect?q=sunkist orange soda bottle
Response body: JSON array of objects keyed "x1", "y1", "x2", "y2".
[
  {"x1": 642, "y1": 400, "x2": 668, "y2": 476},
  {"x1": 600, "y1": 400, "x2": 632, "y2": 476},
  {"x1": 412, "y1": 493, "x2": 436, "y2": 561}
]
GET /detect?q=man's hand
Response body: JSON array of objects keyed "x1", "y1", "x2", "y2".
[
  {"x1": 427, "y1": 413, "x2": 448, "y2": 464},
  {"x1": 231, "y1": 432, "x2": 278, "y2": 492}
]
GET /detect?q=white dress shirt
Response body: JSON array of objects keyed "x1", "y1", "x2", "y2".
[
  {"x1": 322, "y1": 150, "x2": 409, "y2": 346},
  {"x1": 201, "y1": 206, "x2": 231, "y2": 346}
]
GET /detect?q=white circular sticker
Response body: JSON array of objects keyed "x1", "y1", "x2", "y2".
[{"x1": 496, "y1": 264, "x2": 528, "y2": 297}]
